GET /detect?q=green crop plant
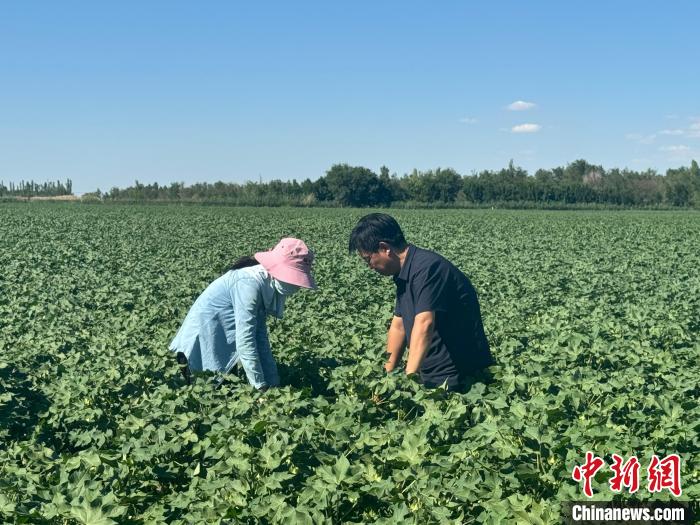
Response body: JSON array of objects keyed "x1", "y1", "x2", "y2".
[{"x1": 0, "y1": 204, "x2": 698, "y2": 523}]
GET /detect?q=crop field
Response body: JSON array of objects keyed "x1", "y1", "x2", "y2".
[{"x1": 0, "y1": 204, "x2": 698, "y2": 524}]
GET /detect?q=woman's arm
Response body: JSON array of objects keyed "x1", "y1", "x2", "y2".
[
  {"x1": 256, "y1": 322, "x2": 279, "y2": 387},
  {"x1": 232, "y1": 278, "x2": 268, "y2": 389}
]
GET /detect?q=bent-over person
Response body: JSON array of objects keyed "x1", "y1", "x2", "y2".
[
  {"x1": 349, "y1": 213, "x2": 493, "y2": 392},
  {"x1": 170, "y1": 238, "x2": 316, "y2": 390}
]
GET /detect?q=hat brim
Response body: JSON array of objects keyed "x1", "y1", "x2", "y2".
[{"x1": 254, "y1": 251, "x2": 317, "y2": 290}]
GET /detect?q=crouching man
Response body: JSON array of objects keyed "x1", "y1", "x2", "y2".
[{"x1": 349, "y1": 213, "x2": 494, "y2": 392}]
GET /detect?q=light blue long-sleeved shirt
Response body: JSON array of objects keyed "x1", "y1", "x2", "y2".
[{"x1": 169, "y1": 265, "x2": 282, "y2": 389}]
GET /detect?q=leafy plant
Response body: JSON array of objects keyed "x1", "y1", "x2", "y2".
[{"x1": 0, "y1": 204, "x2": 698, "y2": 523}]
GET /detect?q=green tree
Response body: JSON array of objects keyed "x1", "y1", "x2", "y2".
[
  {"x1": 431, "y1": 168, "x2": 463, "y2": 203},
  {"x1": 324, "y1": 164, "x2": 391, "y2": 207},
  {"x1": 665, "y1": 162, "x2": 698, "y2": 207}
]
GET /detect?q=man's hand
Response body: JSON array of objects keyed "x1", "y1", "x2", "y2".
[{"x1": 405, "y1": 311, "x2": 434, "y2": 375}]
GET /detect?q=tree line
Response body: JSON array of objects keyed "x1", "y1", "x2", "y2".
[
  {"x1": 0, "y1": 179, "x2": 73, "y2": 197},
  {"x1": 97, "y1": 159, "x2": 700, "y2": 208},
  {"x1": 4, "y1": 161, "x2": 699, "y2": 207}
]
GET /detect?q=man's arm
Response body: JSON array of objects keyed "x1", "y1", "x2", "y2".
[
  {"x1": 405, "y1": 311, "x2": 435, "y2": 375},
  {"x1": 385, "y1": 315, "x2": 406, "y2": 372}
]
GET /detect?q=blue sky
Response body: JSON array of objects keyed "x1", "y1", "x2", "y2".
[{"x1": 1, "y1": 2, "x2": 699, "y2": 193}]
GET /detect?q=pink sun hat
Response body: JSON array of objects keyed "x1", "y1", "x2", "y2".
[{"x1": 254, "y1": 238, "x2": 317, "y2": 289}]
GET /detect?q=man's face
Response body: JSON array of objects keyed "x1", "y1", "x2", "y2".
[{"x1": 358, "y1": 243, "x2": 399, "y2": 276}]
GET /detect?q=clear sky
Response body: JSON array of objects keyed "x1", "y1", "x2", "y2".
[{"x1": 1, "y1": 2, "x2": 699, "y2": 193}]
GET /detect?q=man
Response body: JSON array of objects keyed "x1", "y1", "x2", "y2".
[{"x1": 349, "y1": 213, "x2": 494, "y2": 391}]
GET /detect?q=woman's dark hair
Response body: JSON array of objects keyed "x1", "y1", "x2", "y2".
[
  {"x1": 348, "y1": 213, "x2": 407, "y2": 254},
  {"x1": 224, "y1": 256, "x2": 259, "y2": 273}
]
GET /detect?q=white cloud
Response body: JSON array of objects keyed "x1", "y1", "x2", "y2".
[
  {"x1": 687, "y1": 120, "x2": 700, "y2": 137},
  {"x1": 459, "y1": 117, "x2": 478, "y2": 124},
  {"x1": 659, "y1": 145, "x2": 690, "y2": 152},
  {"x1": 626, "y1": 133, "x2": 656, "y2": 144},
  {"x1": 511, "y1": 123, "x2": 541, "y2": 133},
  {"x1": 507, "y1": 100, "x2": 536, "y2": 111},
  {"x1": 659, "y1": 129, "x2": 684, "y2": 136}
]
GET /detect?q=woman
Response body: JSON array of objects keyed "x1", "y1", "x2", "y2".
[{"x1": 169, "y1": 238, "x2": 316, "y2": 390}]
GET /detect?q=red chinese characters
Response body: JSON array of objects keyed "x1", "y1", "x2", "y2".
[
  {"x1": 648, "y1": 454, "x2": 682, "y2": 497},
  {"x1": 572, "y1": 453, "x2": 682, "y2": 497},
  {"x1": 609, "y1": 454, "x2": 641, "y2": 494},
  {"x1": 572, "y1": 451, "x2": 606, "y2": 498}
]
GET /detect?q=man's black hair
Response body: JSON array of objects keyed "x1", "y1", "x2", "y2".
[{"x1": 348, "y1": 213, "x2": 407, "y2": 254}]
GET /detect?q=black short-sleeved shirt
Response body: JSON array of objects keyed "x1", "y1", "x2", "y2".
[{"x1": 393, "y1": 244, "x2": 494, "y2": 387}]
